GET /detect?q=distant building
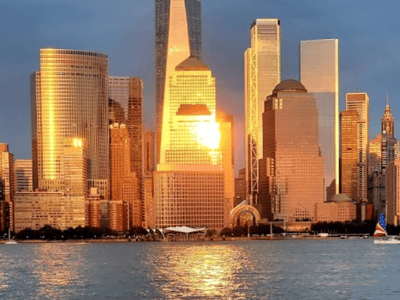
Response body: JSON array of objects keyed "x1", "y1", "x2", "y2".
[
  {"x1": 0, "y1": 144, "x2": 14, "y2": 231},
  {"x1": 14, "y1": 159, "x2": 33, "y2": 192},
  {"x1": 385, "y1": 159, "x2": 400, "y2": 225},
  {"x1": 14, "y1": 191, "x2": 85, "y2": 232},
  {"x1": 245, "y1": 19, "x2": 281, "y2": 206},
  {"x1": 85, "y1": 188, "x2": 100, "y2": 228},
  {"x1": 315, "y1": 194, "x2": 356, "y2": 223},
  {"x1": 346, "y1": 92, "x2": 369, "y2": 202},
  {"x1": 300, "y1": 39, "x2": 340, "y2": 197},
  {"x1": 155, "y1": 57, "x2": 234, "y2": 229},
  {"x1": 340, "y1": 110, "x2": 359, "y2": 201},
  {"x1": 235, "y1": 168, "x2": 246, "y2": 207},
  {"x1": 259, "y1": 80, "x2": 324, "y2": 222}
]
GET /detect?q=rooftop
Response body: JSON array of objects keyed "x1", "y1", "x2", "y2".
[
  {"x1": 273, "y1": 79, "x2": 307, "y2": 93},
  {"x1": 175, "y1": 56, "x2": 210, "y2": 71}
]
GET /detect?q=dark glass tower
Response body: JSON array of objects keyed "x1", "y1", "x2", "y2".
[{"x1": 155, "y1": 0, "x2": 202, "y2": 164}]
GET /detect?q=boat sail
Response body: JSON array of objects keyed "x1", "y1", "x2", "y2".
[
  {"x1": 374, "y1": 212, "x2": 400, "y2": 244},
  {"x1": 373, "y1": 213, "x2": 387, "y2": 237}
]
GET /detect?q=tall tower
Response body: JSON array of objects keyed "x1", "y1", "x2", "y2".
[
  {"x1": 155, "y1": 0, "x2": 202, "y2": 164},
  {"x1": 0, "y1": 144, "x2": 14, "y2": 231},
  {"x1": 14, "y1": 159, "x2": 33, "y2": 193},
  {"x1": 259, "y1": 80, "x2": 324, "y2": 222},
  {"x1": 382, "y1": 98, "x2": 394, "y2": 138},
  {"x1": 155, "y1": 57, "x2": 234, "y2": 229},
  {"x1": 300, "y1": 39, "x2": 339, "y2": 198},
  {"x1": 245, "y1": 19, "x2": 281, "y2": 206},
  {"x1": 346, "y1": 92, "x2": 369, "y2": 203},
  {"x1": 31, "y1": 49, "x2": 109, "y2": 192},
  {"x1": 340, "y1": 110, "x2": 359, "y2": 201}
]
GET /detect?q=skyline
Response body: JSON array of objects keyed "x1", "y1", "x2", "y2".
[{"x1": 1, "y1": 0, "x2": 400, "y2": 175}]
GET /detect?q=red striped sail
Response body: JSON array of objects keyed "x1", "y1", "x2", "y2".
[{"x1": 373, "y1": 221, "x2": 387, "y2": 237}]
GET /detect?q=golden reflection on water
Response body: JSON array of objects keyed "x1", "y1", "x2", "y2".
[
  {"x1": 155, "y1": 244, "x2": 252, "y2": 299},
  {"x1": 31, "y1": 244, "x2": 87, "y2": 299}
]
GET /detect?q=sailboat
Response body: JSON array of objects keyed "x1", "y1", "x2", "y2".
[
  {"x1": 5, "y1": 228, "x2": 17, "y2": 245},
  {"x1": 374, "y1": 212, "x2": 400, "y2": 244}
]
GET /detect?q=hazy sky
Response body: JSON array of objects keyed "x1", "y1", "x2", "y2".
[{"x1": 1, "y1": 0, "x2": 400, "y2": 174}]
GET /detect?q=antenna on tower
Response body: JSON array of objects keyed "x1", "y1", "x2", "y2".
[{"x1": 387, "y1": 89, "x2": 389, "y2": 106}]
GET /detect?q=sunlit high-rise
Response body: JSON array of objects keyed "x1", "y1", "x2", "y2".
[
  {"x1": 14, "y1": 159, "x2": 33, "y2": 193},
  {"x1": 0, "y1": 144, "x2": 14, "y2": 231},
  {"x1": 300, "y1": 39, "x2": 339, "y2": 199},
  {"x1": 346, "y1": 92, "x2": 369, "y2": 203},
  {"x1": 245, "y1": 19, "x2": 281, "y2": 207},
  {"x1": 155, "y1": 57, "x2": 234, "y2": 229},
  {"x1": 155, "y1": 0, "x2": 201, "y2": 164},
  {"x1": 31, "y1": 49, "x2": 109, "y2": 192}
]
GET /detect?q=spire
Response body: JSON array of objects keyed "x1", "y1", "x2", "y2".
[{"x1": 387, "y1": 90, "x2": 389, "y2": 107}]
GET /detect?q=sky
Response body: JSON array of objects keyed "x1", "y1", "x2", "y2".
[{"x1": 1, "y1": 0, "x2": 400, "y2": 175}]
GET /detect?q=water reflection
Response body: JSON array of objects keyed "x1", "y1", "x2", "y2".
[
  {"x1": 153, "y1": 244, "x2": 252, "y2": 299},
  {"x1": 31, "y1": 244, "x2": 87, "y2": 299}
]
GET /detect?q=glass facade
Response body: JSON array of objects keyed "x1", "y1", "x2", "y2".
[
  {"x1": 245, "y1": 19, "x2": 281, "y2": 206},
  {"x1": 31, "y1": 49, "x2": 109, "y2": 192},
  {"x1": 300, "y1": 39, "x2": 339, "y2": 197},
  {"x1": 155, "y1": 0, "x2": 202, "y2": 164},
  {"x1": 346, "y1": 92, "x2": 369, "y2": 202},
  {"x1": 340, "y1": 110, "x2": 359, "y2": 201},
  {"x1": 14, "y1": 159, "x2": 33, "y2": 192},
  {"x1": 259, "y1": 81, "x2": 324, "y2": 222},
  {"x1": 0, "y1": 144, "x2": 14, "y2": 231}
]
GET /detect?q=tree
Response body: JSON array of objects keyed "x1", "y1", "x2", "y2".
[{"x1": 220, "y1": 227, "x2": 232, "y2": 236}]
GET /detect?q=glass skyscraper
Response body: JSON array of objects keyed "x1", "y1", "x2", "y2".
[
  {"x1": 300, "y1": 39, "x2": 339, "y2": 200},
  {"x1": 31, "y1": 49, "x2": 109, "y2": 192},
  {"x1": 245, "y1": 19, "x2": 281, "y2": 206},
  {"x1": 155, "y1": 0, "x2": 201, "y2": 164}
]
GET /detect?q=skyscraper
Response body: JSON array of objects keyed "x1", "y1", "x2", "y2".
[
  {"x1": 155, "y1": 57, "x2": 234, "y2": 229},
  {"x1": 0, "y1": 144, "x2": 14, "y2": 231},
  {"x1": 386, "y1": 159, "x2": 400, "y2": 225},
  {"x1": 300, "y1": 39, "x2": 339, "y2": 198},
  {"x1": 259, "y1": 80, "x2": 324, "y2": 222},
  {"x1": 31, "y1": 49, "x2": 109, "y2": 192},
  {"x1": 14, "y1": 159, "x2": 33, "y2": 192},
  {"x1": 346, "y1": 92, "x2": 369, "y2": 202},
  {"x1": 155, "y1": 0, "x2": 202, "y2": 164},
  {"x1": 340, "y1": 110, "x2": 359, "y2": 200},
  {"x1": 245, "y1": 19, "x2": 281, "y2": 206}
]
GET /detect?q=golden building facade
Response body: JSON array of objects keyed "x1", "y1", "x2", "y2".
[
  {"x1": 315, "y1": 195, "x2": 356, "y2": 223},
  {"x1": 346, "y1": 92, "x2": 369, "y2": 202},
  {"x1": 0, "y1": 144, "x2": 14, "y2": 231},
  {"x1": 300, "y1": 39, "x2": 339, "y2": 197},
  {"x1": 155, "y1": 0, "x2": 202, "y2": 164},
  {"x1": 155, "y1": 57, "x2": 234, "y2": 229},
  {"x1": 259, "y1": 80, "x2": 324, "y2": 222},
  {"x1": 386, "y1": 159, "x2": 400, "y2": 226},
  {"x1": 31, "y1": 49, "x2": 109, "y2": 192},
  {"x1": 245, "y1": 19, "x2": 281, "y2": 206},
  {"x1": 85, "y1": 188, "x2": 100, "y2": 228},
  {"x1": 14, "y1": 192, "x2": 85, "y2": 232},
  {"x1": 340, "y1": 110, "x2": 359, "y2": 201}
]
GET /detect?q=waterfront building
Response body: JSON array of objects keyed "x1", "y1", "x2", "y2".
[
  {"x1": 0, "y1": 144, "x2": 14, "y2": 231},
  {"x1": 369, "y1": 135, "x2": 382, "y2": 176},
  {"x1": 155, "y1": 57, "x2": 234, "y2": 229},
  {"x1": 315, "y1": 194, "x2": 356, "y2": 223},
  {"x1": 259, "y1": 80, "x2": 324, "y2": 222},
  {"x1": 340, "y1": 110, "x2": 359, "y2": 200},
  {"x1": 144, "y1": 128, "x2": 155, "y2": 173},
  {"x1": 155, "y1": 0, "x2": 202, "y2": 164},
  {"x1": 31, "y1": 49, "x2": 109, "y2": 193},
  {"x1": 386, "y1": 159, "x2": 400, "y2": 225},
  {"x1": 345, "y1": 92, "x2": 369, "y2": 203},
  {"x1": 245, "y1": 19, "x2": 281, "y2": 206},
  {"x1": 109, "y1": 123, "x2": 141, "y2": 230},
  {"x1": 85, "y1": 188, "x2": 100, "y2": 228},
  {"x1": 14, "y1": 159, "x2": 33, "y2": 192},
  {"x1": 14, "y1": 191, "x2": 85, "y2": 232},
  {"x1": 109, "y1": 200, "x2": 129, "y2": 232},
  {"x1": 144, "y1": 172, "x2": 155, "y2": 228},
  {"x1": 300, "y1": 39, "x2": 339, "y2": 198},
  {"x1": 235, "y1": 168, "x2": 246, "y2": 207}
]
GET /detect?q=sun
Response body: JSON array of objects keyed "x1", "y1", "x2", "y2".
[{"x1": 192, "y1": 121, "x2": 221, "y2": 150}]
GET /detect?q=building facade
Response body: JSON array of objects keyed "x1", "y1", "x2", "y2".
[
  {"x1": 14, "y1": 159, "x2": 33, "y2": 193},
  {"x1": 155, "y1": 0, "x2": 202, "y2": 164},
  {"x1": 245, "y1": 19, "x2": 281, "y2": 206},
  {"x1": 14, "y1": 192, "x2": 85, "y2": 232},
  {"x1": 346, "y1": 92, "x2": 369, "y2": 203},
  {"x1": 386, "y1": 159, "x2": 400, "y2": 226},
  {"x1": 31, "y1": 49, "x2": 109, "y2": 192},
  {"x1": 340, "y1": 110, "x2": 359, "y2": 201},
  {"x1": 0, "y1": 144, "x2": 14, "y2": 231},
  {"x1": 300, "y1": 39, "x2": 339, "y2": 198},
  {"x1": 315, "y1": 194, "x2": 356, "y2": 223},
  {"x1": 155, "y1": 57, "x2": 234, "y2": 229},
  {"x1": 259, "y1": 80, "x2": 325, "y2": 222},
  {"x1": 235, "y1": 168, "x2": 246, "y2": 207}
]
